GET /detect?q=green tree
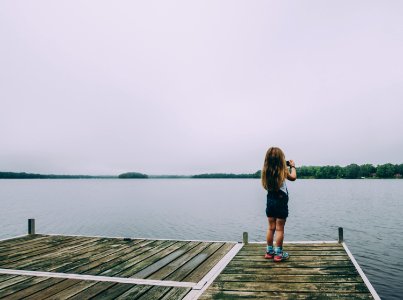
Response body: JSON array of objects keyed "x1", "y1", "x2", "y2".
[
  {"x1": 297, "y1": 166, "x2": 317, "y2": 178},
  {"x1": 316, "y1": 166, "x2": 338, "y2": 179},
  {"x1": 359, "y1": 164, "x2": 376, "y2": 178},
  {"x1": 344, "y1": 164, "x2": 360, "y2": 179},
  {"x1": 254, "y1": 170, "x2": 262, "y2": 178},
  {"x1": 376, "y1": 164, "x2": 395, "y2": 178},
  {"x1": 394, "y1": 164, "x2": 403, "y2": 176},
  {"x1": 335, "y1": 165, "x2": 345, "y2": 178}
]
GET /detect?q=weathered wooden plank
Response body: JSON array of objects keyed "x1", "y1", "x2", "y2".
[
  {"x1": 102, "y1": 241, "x2": 189, "y2": 277},
  {"x1": 15, "y1": 241, "x2": 148, "y2": 272},
  {"x1": 105, "y1": 242, "x2": 210, "y2": 298},
  {"x1": 0, "y1": 236, "x2": 52, "y2": 253},
  {"x1": 0, "y1": 275, "x2": 17, "y2": 284},
  {"x1": 113, "y1": 285, "x2": 191, "y2": 300},
  {"x1": 0, "y1": 277, "x2": 64, "y2": 299},
  {"x1": 0, "y1": 276, "x2": 189, "y2": 300},
  {"x1": 221, "y1": 266, "x2": 359, "y2": 275},
  {"x1": 110, "y1": 242, "x2": 225, "y2": 298},
  {"x1": 67, "y1": 281, "x2": 117, "y2": 300},
  {"x1": 0, "y1": 236, "x2": 99, "y2": 267},
  {"x1": 199, "y1": 290, "x2": 374, "y2": 299},
  {"x1": 159, "y1": 286, "x2": 192, "y2": 300},
  {"x1": 215, "y1": 274, "x2": 364, "y2": 283},
  {"x1": 0, "y1": 236, "x2": 94, "y2": 259},
  {"x1": 0, "y1": 240, "x2": 151, "y2": 292},
  {"x1": 21, "y1": 278, "x2": 82, "y2": 300},
  {"x1": 0, "y1": 235, "x2": 96, "y2": 255},
  {"x1": 43, "y1": 279, "x2": 97, "y2": 300},
  {"x1": 0, "y1": 235, "x2": 33, "y2": 244},
  {"x1": 165, "y1": 242, "x2": 224, "y2": 282},
  {"x1": 247, "y1": 243, "x2": 343, "y2": 248},
  {"x1": 145, "y1": 242, "x2": 211, "y2": 280},
  {"x1": 108, "y1": 242, "x2": 209, "y2": 298},
  {"x1": 183, "y1": 243, "x2": 235, "y2": 283},
  {"x1": 131, "y1": 242, "x2": 200, "y2": 279},
  {"x1": 37, "y1": 239, "x2": 163, "y2": 281},
  {"x1": 85, "y1": 281, "x2": 135, "y2": 299},
  {"x1": 239, "y1": 246, "x2": 345, "y2": 252},
  {"x1": 227, "y1": 260, "x2": 355, "y2": 268},
  {"x1": 233, "y1": 255, "x2": 350, "y2": 262},
  {"x1": 1, "y1": 237, "x2": 122, "y2": 269},
  {"x1": 114, "y1": 284, "x2": 151, "y2": 299},
  {"x1": 40, "y1": 239, "x2": 148, "y2": 273},
  {"x1": 0, "y1": 235, "x2": 81, "y2": 261},
  {"x1": 237, "y1": 250, "x2": 348, "y2": 256},
  {"x1": 0, "y1": 234, "x2": 49, "y2": 246},
  {"x1": 0, "y1": 238, "x2": 105, "y2": 270},
  {"x1": 207, "y1": 281, "x2": 370, "y2": 293},
  {"x1": 17, "y1": 241, "x2": 167, "y2": 299},
  {"x1": 0, "y1": 275, "x2": 33, "y2": 290},
  {"x1": 135, "y1": 285, "x2": 175, "y2": 300},
  {"x1": 49, "y1": 239, "x2": 153, "y2": 274},
  {"x1": 83, "y1": 240, "x2": 177, "y2": 276}
]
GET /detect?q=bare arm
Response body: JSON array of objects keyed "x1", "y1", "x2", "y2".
[{"x1": 287, "y1": 160, "x2": 297, "y2": 181}]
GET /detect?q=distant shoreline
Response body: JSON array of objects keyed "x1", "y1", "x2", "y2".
[
  {"x1": 1, "y1": 163, "x2": 402, "y2": 179},
  {"x1": 0, "y1": 172, "x2": 116, "y2": 179}
]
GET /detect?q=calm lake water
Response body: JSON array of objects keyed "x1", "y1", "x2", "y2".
[{"x1": 0, "y1": 179, "x2": 402, "y2": 299}]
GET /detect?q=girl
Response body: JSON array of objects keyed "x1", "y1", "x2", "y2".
[{"x1": 261, "y1": 147, "x2": 297, "y2": 262}]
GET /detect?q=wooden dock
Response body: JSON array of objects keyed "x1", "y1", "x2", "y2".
[
  {"x1": 198, "y1": 242, "x2": 376, "y2": 299},
  {"x1": 0, "y1": 222, "x2": 380, "y2": 299}
]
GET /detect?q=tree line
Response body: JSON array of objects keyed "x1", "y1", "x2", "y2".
[
  {"x1": 296, "y1": 163, "x2": 403, "y2": 179},
  {"x1": 191, "y1": 163, "x2": 402, "y2": 179},
  {"x1": 0, "y1": 172, "x2": 115, "y2": 179},
  {"x1": 1, "y1": 164, "x2": 402, "y2": 179},
  {"x1": 192, "y1": 172, "x2": 261, "y2": 179}
]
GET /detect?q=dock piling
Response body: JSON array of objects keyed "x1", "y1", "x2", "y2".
[
  {"x1": 338, "y1": 227, "x2": 343, "y2": 243},
  {"x1": 28, "y1": 219, "x2": 35, "y2": 235},
  {"x1": 242, "y1": 232, "x2": 248, "y2": 244}
]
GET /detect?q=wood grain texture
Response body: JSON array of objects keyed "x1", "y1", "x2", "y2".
[
  {"x1": 199, "y1": 290, "x2": 374, "y2": 299},
  {"x1": 200, "y1": 242, "x2": 373, "y2": 299},
  {"x1": 0, "y1": 235, "x2": 234, "y2": 299},
  {"x1": 0, "y1": 236, "x2": 375, "y2": 299}
]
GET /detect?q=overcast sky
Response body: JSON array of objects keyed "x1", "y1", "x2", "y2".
[{"x1": 1, "y1": 1, "x2": 402, "y2": 175}]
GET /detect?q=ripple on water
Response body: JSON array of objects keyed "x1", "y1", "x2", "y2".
[{"x1": 1, "y1": 179, "x2": 403, "y2": 299}]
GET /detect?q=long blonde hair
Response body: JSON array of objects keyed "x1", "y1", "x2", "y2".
[{"x1": 261, "y1": 147, "x2": 288, "y2": 191}]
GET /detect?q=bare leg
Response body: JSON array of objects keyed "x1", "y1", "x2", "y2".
[
  {"x1": 275, "y1": 218, "x2": 286, "y2": 248},
  {"x1": 266, "y1": 217, "x2": 276, "y2": 246}
]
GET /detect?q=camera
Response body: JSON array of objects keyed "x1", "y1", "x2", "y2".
[{"x1": 286, "y1": 161, "x2": 290, "y2": 167}]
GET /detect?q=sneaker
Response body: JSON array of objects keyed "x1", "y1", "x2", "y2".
[
  {"x1": 264, "y1": 246, "x2": 274, "y2": 259},
  {"x1": 274, "y1": 251, "x2": 289, "y2": 262}
]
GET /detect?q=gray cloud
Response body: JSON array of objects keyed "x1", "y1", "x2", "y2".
[{"x1": 1, "y1": 0, "x2": 402, "y2": 175}]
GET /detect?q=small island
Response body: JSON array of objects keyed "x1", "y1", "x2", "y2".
[{"x1": 118, "y1": 172, "x2": 148, "y2": 179}]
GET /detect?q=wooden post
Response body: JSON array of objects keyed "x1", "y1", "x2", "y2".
[
  {"x1": 242, "y1": 232, "x2": 248, "y2": 245},
  {"x1": 338, "y1": 227, "x2": 343, "y2": 243},
  {"x1": 28, "y1": 219, "x2": 35, "y2": 235}
]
